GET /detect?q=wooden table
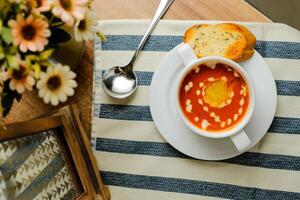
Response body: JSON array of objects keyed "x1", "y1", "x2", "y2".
[{"x1": 5, "y1": 0, "x2": 271, "y2": 135}]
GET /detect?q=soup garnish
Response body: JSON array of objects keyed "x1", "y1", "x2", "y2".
[{"x1": 179, "y1": 63, "x2": 250, "y2": 132}]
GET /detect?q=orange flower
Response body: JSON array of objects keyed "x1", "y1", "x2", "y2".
[
  {"x1": 52, "y1": 0, "x2": 88, "y2": 26},
  {"x1": 3, "y1": 63, "x2": 35, "y2": 94},
  {"x1": 8, "y1": 15, "x2": 51, "y2": 52}
]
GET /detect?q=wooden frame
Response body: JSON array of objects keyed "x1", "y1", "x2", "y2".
[{"x1": 0, "y1": 105, "x2": 110, "y2": 200}]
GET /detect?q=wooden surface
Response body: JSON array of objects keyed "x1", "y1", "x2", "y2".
[
  {"x1": 5, "y1": 0, "x2": 270, "y2": 135},
  {"x1": 2, "y1": 114, "x2": 105, "y2": 199}
]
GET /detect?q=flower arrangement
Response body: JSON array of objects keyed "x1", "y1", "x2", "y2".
[{"x1": 0, "y1": 0, "x2": 103, "y2": 118}]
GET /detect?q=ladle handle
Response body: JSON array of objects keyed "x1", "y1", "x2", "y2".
[{"x1": 128, "y1": 0, "x2": 174, "y2": 69}]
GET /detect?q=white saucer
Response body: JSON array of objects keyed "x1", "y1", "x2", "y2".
[{"x1": 150, "y1": 43, "x2": 277, "y2": 160}]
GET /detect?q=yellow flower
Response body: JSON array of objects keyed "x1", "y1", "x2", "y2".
[
  {"x1": 8, "y1": 15, "x2": 51, "y2": 52},
  {"x1": 37, "y1": 63, "x2": 77, "y2": 106},
  {"x1": 3, "y1": 63, "x2": 35, "y2": 94},
  {"x1": 74, "y1": 11, "x2": 97, "y2": 41},
  {"x1": 52, "y1": 0, "x2": 88, "y2": 26}
]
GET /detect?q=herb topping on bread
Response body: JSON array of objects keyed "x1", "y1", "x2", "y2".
[{"x1": 184, "y1": 23, "x2": 256, "y2": 61}]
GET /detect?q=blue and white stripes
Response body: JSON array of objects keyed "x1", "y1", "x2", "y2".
[
  {"x1": 101, "y1": 35, "x2": 300, "y2": 59},
  {"x1": 97, "y1": 104, "x2": 300, "y2": 134},
  {"x1": 92, "y1": 20, "x2": 300, "y2": 199},
  {"x1": 101, "y1": 171, "x2": 300, "y2": 199},
  {"x1": 101, "y1": 70, "x2": 300, "y2": 96},
  {"x1": 95, "y1": 138, "x2": 300, "y2": 171}
]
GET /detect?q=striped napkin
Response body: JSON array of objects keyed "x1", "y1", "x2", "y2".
[{"x1": 92, "y1": 20, "x2": 300, "y2": 199}]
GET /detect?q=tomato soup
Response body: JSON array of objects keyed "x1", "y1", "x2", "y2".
[{"x1": 179, "y1": 63, "x2": 250, "y2": 132}]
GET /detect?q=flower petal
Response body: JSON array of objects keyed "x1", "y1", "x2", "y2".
[
  {"x1": 16, "y1": 83, "x2": 25, "y2": 94},
  {"x1": 43, "y1": 91, "x2": 51, "y2": 104},
  {"x1": 72, "y1": 8, "x2": 86, "y2": 20},
  {"x1": 25, "y1": 83, "x2": 33, "y2": 91},
  {"x1": 65, "y1": 80, "x2": 77, "y2": 88},
  {"x1": 26, "y1": 15, "x2": 34, "y2": 24},
  {"x1": 64, "y1": 87, "x2": 75, "y2": 96},
  {"x1": 58, "y1": 92, "x2": 67, "y2": 102},
  {"x1": 52, "y1": 7, "x2": 60, "y2": 16},
  {"x1": 8, "y1": 20, "x2": 17, "y2": 28},
  {"x1": 20, "y1": 42, "x2": 28, "y2": 52},
  {"x1": 38, "y1": 88, "x2": 46, "y2": 97},
  {"x1": 41, "y1": 29, "x2": 51, "y2": 37},
  {"x1": 9, "y1": 80, "x2": 16, "y2": 90},
  {"x1": 28, "y1": 42, "x2": 37, "y2": 52},
  {"x1": 74, "y1": 29, "x2": 83, "y2": 41},
  {"x1": 27, "y1": 76, "x2": 35, "y2": 86},
  {"x1": 50, "y1": 95, "x2": 59, "y2": 106},
  {"x1": 61, "y1": 12, "x2": 74, "y2": 25},
  {"x1": 35, "y1": 41, "x2": 44, "y2": 51}
]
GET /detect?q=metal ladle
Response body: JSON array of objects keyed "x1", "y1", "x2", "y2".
[{"x1": 102, "y1": 0, "x2": 174, "y2": 99}]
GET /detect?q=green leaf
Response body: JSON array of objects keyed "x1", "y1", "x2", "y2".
[
  {"x1": 0, "y1": 46, "x2": 4, "y2": 59},
  {"x1": 0, "y1": 20, "x2": 3, "y2": 34},
  {"x1": 97, "y1": 32, "x2": 107, "y2": 42},
  {"x1": 49, "y1": 28, "x2": 71, "y2": 44},
  {"x1": 6, "y1": 55, "x2": 19, "y2": 69},
  {"x1": 1, "y1": 26, "x2": 12, "y2": 44},
  {"x1": 32, "y1": 63, "x2": 41, "y2": 79},
  {"x1": 8, "y1": 45, "x2": 18, "y2": 54},
  {"x1": 0, "y1": 0, "x2": 5, "y2": 10},
  {"x1": 25, "y1": 54, "x2": 36, "y2": 66},
  {"x1": 2, "y1": 81, "x2": 22, "y2": 117},
  {"x1": 39, "y1": 60, "x2": 52, "y2": 67},
  {"x1": 0, "y1": 1, "x2": 10, "y2": 20},
  {"x1": 39, "y1": 49, "x2": 54, "y2": 60}
]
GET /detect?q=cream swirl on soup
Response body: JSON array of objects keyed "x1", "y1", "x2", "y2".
[{"x1": 179, "y1": 63, "x2": 249, "y2": 132}]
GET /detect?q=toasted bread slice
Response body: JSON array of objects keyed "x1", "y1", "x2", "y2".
[
  {"x1": 184, "y1": 23, "x2": 256, "y2": 61},
  {"x1": 231, "y1": 23, "x2": 256, "y2": 61}
]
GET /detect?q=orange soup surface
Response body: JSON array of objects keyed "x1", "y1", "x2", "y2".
[{"x1": 179, "y1": 63, "x2": 250, "y2": 132}]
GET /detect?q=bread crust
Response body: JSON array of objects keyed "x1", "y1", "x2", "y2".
[
  {"x1": 229, "y1": 23, "x2": 256, "y2": 61},
  {"x1": 183, "y1": 23, "x2": 256, "y2": 62}
]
